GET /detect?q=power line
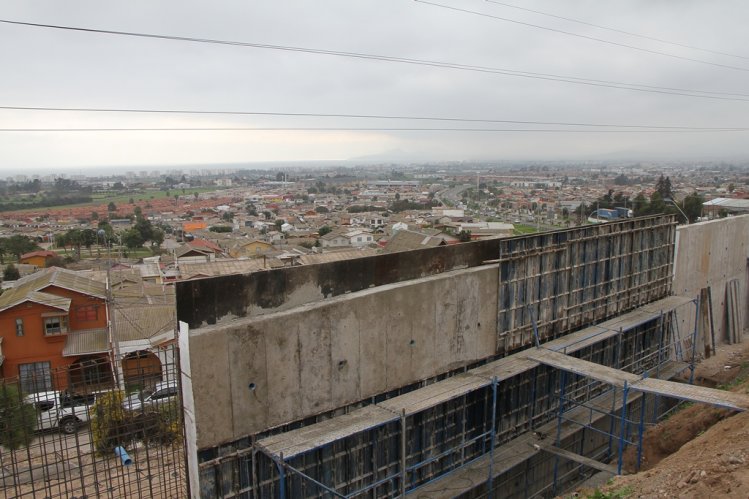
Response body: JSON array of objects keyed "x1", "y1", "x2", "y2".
[
  {"x1": 2, "y1": 105, "x2": 746, "y2": 130},
  {"x1": 1, "y1": 18, "x2": 748, "y2": 102},
  {"x1": 485, "y1": 0, "x2": 749, "y2": 61},
  {"x1": 414, "y1": 0, "x2": 749, "y2": 73},
  {"x1": 1, "y1": 127, "x2": 747, "y2": 133}
]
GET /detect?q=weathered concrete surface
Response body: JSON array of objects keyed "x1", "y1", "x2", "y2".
[
  {"x1": 673, "y1": 215, "x2": 749, "y2": 346},
  {"x1": 176, "y1": 239, "x2": 502, "y2": 329},
  {"x1": 189, "y1": 265, "x2": 499, "y2": 448}
]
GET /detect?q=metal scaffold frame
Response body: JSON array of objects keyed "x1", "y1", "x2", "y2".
[
  {"x1": 525, "y1": 294, "x2": 749, "y2": 495},
  {"x1": 198, "y1": 295, "x2": 706, "y2": 499}
]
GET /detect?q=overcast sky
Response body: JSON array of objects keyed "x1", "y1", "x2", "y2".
[{"x1": 1, "y1": 0, "x2": 748, "y2": 172}]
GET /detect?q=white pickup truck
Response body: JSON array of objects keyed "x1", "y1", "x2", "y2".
[{"x1": 24, "y1": 390, "x2": 93, "y2": 434}]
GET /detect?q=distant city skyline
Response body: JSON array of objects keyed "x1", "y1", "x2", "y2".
[{"x1": 2, "y1": 1, "x2": 749, "y2": 170}]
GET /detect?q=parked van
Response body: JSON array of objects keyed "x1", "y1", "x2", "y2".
[{"x1": 24, "y1": 391, "x2": 92, "y2": 434}]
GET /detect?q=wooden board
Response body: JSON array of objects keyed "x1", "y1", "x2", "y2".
[{"x1": 532, "y1": 443, "x2": 618, "y2": 474}]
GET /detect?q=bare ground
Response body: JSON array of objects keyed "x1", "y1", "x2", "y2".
[{"x1": 592, "y1": 340, "x2": 749, "y2": 498}]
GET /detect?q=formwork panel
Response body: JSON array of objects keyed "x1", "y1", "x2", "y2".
[{"x1": 496, "y1": 217, "x2": 676, "y2": 355}]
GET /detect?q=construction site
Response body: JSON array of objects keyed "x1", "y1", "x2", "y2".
[{"x1": 176, "y1": 214, "x2": 749, "y2": 498}]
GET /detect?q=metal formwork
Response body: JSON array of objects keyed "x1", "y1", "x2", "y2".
[
  {"x1": 496, "y1": 216, "x2": 675, "y2": 354},
  {"x1": 195, "y1": 216, "x2": 687, "y2": 498}
]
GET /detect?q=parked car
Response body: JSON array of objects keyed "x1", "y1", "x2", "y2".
[
  {"x1": 123, "y1": 381, "x2": 179, "y2": 413},
  {"x1": 24, "y1": 390, "x2": 92, "y2": 434}
]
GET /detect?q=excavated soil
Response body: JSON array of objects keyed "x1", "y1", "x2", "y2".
[{"x1": 594, "y1": 341, "x2": 749, "y2": 498}]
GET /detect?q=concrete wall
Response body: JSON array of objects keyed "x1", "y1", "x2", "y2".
[
  {"x1": 181, "y1": 216, "x2": 678, "y2": 450},
  {"x1": 673, "y1": 215, "x2": 749, "y2": 345},
  {"x1": 176, "y1": 238, "x2": 503, "y2": 329},
  {"x1": 188, "y1": 265, "x2": 499, "y2": 448}
]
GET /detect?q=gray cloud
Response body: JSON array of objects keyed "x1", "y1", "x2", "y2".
[{"x1": 1, "y1": 0, "x2": 748, "y2": 171}]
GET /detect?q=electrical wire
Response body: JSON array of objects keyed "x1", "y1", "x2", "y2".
[
  {"x1": 1, "y1": 105, "x2": 746, "y2": 130},
  {"x1": 1, "y1": 19, "x2": 748, "y2": 102},
  {"x1": 484, "y1": 0, "x2": 749, "y2": 62},
  {"x1": 414, "y1": 0, "x2": 749, "y2": 73},
  {"x1": 0, "y1": 127, "x2": 747, "y2": 133}
]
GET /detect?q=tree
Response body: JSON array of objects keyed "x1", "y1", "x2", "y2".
[
  {"x1": 133, "y1": 206, "x2": 142, "y2": 218},
  {"x1": 194, "y1": 192, "x2": 199, "y2": 200},
  {"x1": 221, "y1": 212, "x2": 235, "y2": 223},
  {"x1": 55, "y1": 233, "x2": 69, "y2": 255},
  {"x1": 318, "y1": 226, "x2": 332, "y2": 236},
  {"x1": 91, "y1": 211, "x2": 99, "y2": 221},
  {"x1": 68, "y1": 229, "x2": 85, "y2": 259},
  {"x1": 682, "y1": 192, "x2": 704, "y2": 223},
  {"x1": 0, "y1": 241, "x2": 5, "y2": 264},
  {"x1": 457, "y1": 230, "x2": 472, "y2": 242},
  {"x1": 47, "y1": 255, "x2": 67, "y2": 268},
  {"x1": 4, "y1": 235, "x2": 39, "y2": 260},
  {"x1": 632, "y1": 192, "x2": 648, "y2": 216},
  {"x1": 655, "y1": 175, "x2": 673, "y2": 200},
  {"x1": 315, "y1": 206, "x2": 329, "y2": 214},
  {"x1": 274, "y1": 219, "x2": 286, "y2": 232},
  {"x1": 132, "y1": 217, "x2": 163, "y2": 248},
  {"x1": 80, "y1": 229, "x2": 98, "y2": 257},
  {"x1": 108, "y1": 202, "x2": 117, "y2": 212},
  {"x1": 0, "y1": 384, "x2": 36, "y2": 450},
  {"x1": 121, "y1": 228, "x2": 145, "y2": 249},
  {"x1": 3, "y1": 264, "x2": 20, "y2": 280}
]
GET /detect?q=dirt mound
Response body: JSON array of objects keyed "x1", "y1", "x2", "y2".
[
  {"x1": 597, "y1": 341, "x2": 749, "y2": 498},
  {"x1": 621, "y1": 404, "x2": 732, "y2": 473},
  {"x1": 609, "y1": 411, "x2": 749, "y2": 498}
]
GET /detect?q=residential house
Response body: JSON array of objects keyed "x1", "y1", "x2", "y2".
[
  {"x1": 19, "y1": 250, "x2": 59, "y2": 268},
  {"x1": 345, "y1": 229, "x2": 375, "y2": 248},
  {"x1": 382, "y1": 229, "x2": 449, "y2": 254},
  {"x1": 320, "y1": 231, "x2": 350, "y2": 248},
  {"x1": 0, "y1": 267, "x2": 110, "y2": 393},
  {"x1": 228, "y1": 239, "x2": 274, "y2": 258}
]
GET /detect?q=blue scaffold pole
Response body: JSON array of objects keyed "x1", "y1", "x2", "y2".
[
  {"x1": 617, "y1": 382, "x2": 629, "y2": 475},
  {"x1": 637, "y1": 374, "x2": 648, "y2": 471},
  {"x1": 552, "y1": 370, "x2": 567, "y2": 496},
  {"x1": 487, "y1": 376, "x2": 498, "y2": 499},
  {"x1": 276, "y1": 452, "x2": 286, "y2": 499}
]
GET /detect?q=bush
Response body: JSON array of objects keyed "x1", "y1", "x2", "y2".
[
  {"x1": 90, "y1": 390, "x2": 183, "y2": 453},
  {"x1": 0, "y1": 384, "x2": 36, "y2": 450},
  {"x1": 90, "y1": 390, "x2": 131, "y2": 454},
  {"x1": 3, "y1": 264, "x2": 20, "y2": 281}
]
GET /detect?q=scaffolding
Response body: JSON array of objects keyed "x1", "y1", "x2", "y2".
[
  {"x1": 197, "y1": 295, "x2": 707, "y2": 498},
  {"x1": 192, "y1": 216, "x2": 687, "y2": 497}
]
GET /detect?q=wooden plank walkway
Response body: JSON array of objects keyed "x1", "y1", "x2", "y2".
[
  {"x1": 527, "y1": 348, "x2": 749, "y2": 412},
  {"x1": 259, "y1": 405, "x2": 398, "y2": 458},
  {"x1": 532, "y1": 443, "x2": 618, "y2": 475},
  {"x1": 637, "y1": 378, "x2": 749, "y2": 411},
  {"x1": 524, "y1": 349, "x2": 640, "y2": 388}
]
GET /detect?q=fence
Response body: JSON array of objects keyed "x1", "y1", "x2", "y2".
[{"x1": 0, "y1": 344, "x2": 186, "y2": 498}]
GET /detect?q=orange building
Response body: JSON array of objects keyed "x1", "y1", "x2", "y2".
[
  {"x1": 183, "y1": 220, "x2": 208, "y2": 232},
  {"x1": 0, "y1": 267, "x2": 110, "y2": 393},
  {"x1": 19, "y1": 250, "x2": 59, "y2": 268}
]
